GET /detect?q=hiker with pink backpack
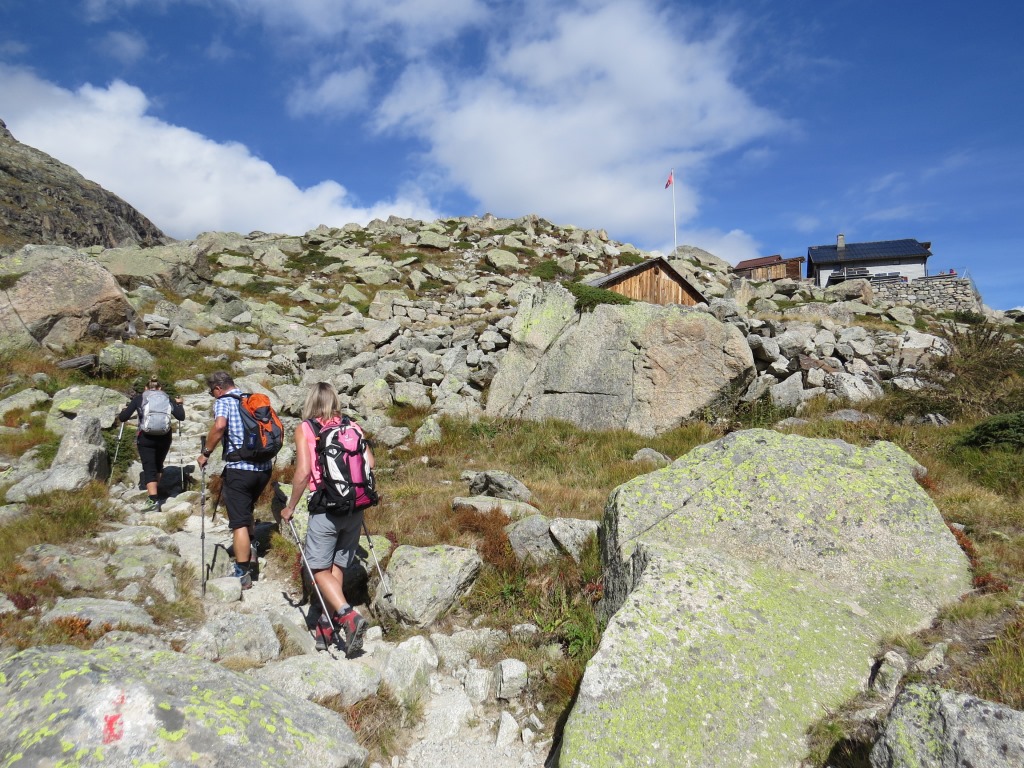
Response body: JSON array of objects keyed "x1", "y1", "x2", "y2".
[
  {"x1": 281, "y1": 381, "x2": 377, "y2": 657},
  {"x1": 117, "y1": 375, "x2": 185, "y2": 512}
]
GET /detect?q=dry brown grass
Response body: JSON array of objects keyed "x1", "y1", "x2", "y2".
[{"x1": 322, "y1": 684, "x2": 414, "y2": 762}]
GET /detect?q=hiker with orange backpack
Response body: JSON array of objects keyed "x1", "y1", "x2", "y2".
[
  {"x1": 281, "y1": 381, "x2": 375, "y2": 656},
  {"x1": 197, "y1": 371, "x2": 282, "y2": 590}
]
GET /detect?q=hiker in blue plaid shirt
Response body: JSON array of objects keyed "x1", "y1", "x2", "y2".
[{"x1": 196, "y1": 371, "x2": 272, "y2": 590}]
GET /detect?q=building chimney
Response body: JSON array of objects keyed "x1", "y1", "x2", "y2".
[{"x1": 837, "y1": 233, "x2": 845, "y2": 250}]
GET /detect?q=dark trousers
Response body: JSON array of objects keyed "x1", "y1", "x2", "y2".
[{"x1": 137, "y1": 433, "x2": 172, "y2": 484}]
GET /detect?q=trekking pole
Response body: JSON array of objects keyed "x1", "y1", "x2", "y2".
[
  {"x1": 362, "y1": 520, "x2": 393, "y2": 602},
  {"x1": 287, "y1": 518, "x2": 339, "y2": 645},
  {"x1": 109, "y1": 420, "x2": 126, "y2": 485},
  {"x1": 178, "y1": 418, "x2": 185, "y2": 493},
  {"x1": 200, "y1": 437, "x2": 208, "y2": 597}
]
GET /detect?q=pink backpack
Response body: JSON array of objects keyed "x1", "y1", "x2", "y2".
[{"x1": 306, "y1": 417, "x2": 378, "y2": 514}]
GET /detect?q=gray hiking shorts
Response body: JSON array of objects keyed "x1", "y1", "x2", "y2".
[{"x1": 304, "y1": 508, "x2": 363, "y2": 571}]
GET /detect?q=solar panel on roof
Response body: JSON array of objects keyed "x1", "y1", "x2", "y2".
[{"x1": 807, "y1": 239, "x2": 930, "y2": 264}]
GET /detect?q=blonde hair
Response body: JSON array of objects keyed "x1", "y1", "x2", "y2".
[{"x1": 301, "y1": 382, "x2": 341, "y2": 422}]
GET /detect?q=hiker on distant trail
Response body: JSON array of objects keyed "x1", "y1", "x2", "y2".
[
  {"x1": 197, "y1": 371, "x2": 273, "y2": 590},
  {"x1": 281, "y1": 381, "x2": 372, "y2": 656},
  {"x1": 117, "y1": 375, "x2": 185, "y2": 512}
]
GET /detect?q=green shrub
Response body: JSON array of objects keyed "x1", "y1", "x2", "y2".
[
  {"x1": 617, "y1": 253, "x2": 645, "y2": 267},
  {"x1": 566, "y1": 282, "x2": 632, "y2": 313},
  {"x1": 0, "y1": 272, "x2": 25, "y2": 291},
  {"x1": 958, "y1": 412, "x2": 1024, "y2": 450},
  {"x1": 531, "y1": 260, "x2": 565, "y2": 280},
  {"x1": 952, "y1": 309, "x2": 987, "y2": 325},
  {"x1": 283, "y1": 247, "x2": 335, "y2": 270},
  {"x1": 733, "y1": 396, "x2": 796, "y2": 429}
]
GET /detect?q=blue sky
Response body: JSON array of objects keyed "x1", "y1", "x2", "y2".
[{"x1": 1, "y1": 0, "x2": 1021, "y2": 309}]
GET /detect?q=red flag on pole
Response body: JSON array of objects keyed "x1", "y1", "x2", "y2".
[{"x1": 664, "y1": 170, "x2": 674, "y2": 189}]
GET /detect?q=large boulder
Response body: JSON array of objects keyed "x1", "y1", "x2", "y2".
[
  {"x1": 486, "y1": 283, "x2": 754, "y2": 436},
  {"x1": 95, "y1": 239, "x2": 214, "y2": 294},
  {"x1": 0, "y1": 645, "x2": 365, "y2": 766},
  {"x1": 45, "y1": 383, "x2": 125, "y2": 434},
  {"x1": 5, "y1": 416, "x2": 109, "y2": 502},
  {"x1": 872, "y1": 684, "x2": 1024, "y2": 767},
  {"x1": 559, "y1": 429, "x2": 971, "y2": 768},
  {"x1": 373, "y1": 544, "x2": 482, "y2": 628},
  {"x1": 0, "y1": 244, "x2": 133, "y2": 351}
]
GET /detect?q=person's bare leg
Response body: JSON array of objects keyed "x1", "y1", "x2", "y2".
[
  {"x1": 313, "y1": 567, "x2": 347, "y2": 615},
  {"x1": 146, "y1": 480, "x2": 158, "y2": 496},
  {"x1": 233, "y1": 526, "x2": 250, "y2": 564}
]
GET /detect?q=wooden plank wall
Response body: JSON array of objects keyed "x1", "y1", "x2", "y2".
[
  {"x1": 737, "y1": 260, "x2": 804, "y2": 281},
  {"x1": 607, "y1": 264, "x2": 702, "y2": 306}
]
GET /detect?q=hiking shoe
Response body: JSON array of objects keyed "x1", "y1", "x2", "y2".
[
  {"x1": 229, "y1": 563, "x2": 253, "y2": 591},
  {"x1": 314, "y1": 618, "x2": 334, "y2": 652},
  {"x1": 141, "y1": 498, "x2": 159, "y2": 513},
  {"x1": 336, "y1": 608, "x2": 369, "y2": 658}
]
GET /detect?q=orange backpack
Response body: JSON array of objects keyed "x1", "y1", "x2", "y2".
[{"x1": 224, "y1": 392, "x2": 284, "y2": 462}]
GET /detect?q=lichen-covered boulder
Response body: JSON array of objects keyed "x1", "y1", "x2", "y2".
[
  {"x1": 0, "y1": 645, "x2": 366, "y2": 766},
  {"x1": 41, "y1": 596, "x2": 154, "y2": 629},
  {"x1": 5, "y1": 415, "x2": 109, "y2": 501},
  {"x1": 871, "y1": 684, "x2": 1024, "y2": 767},
  {"x1": 373, "y1": 544, "x2": 482, "y2": 628},
  {"x1": 486, "y1": 283, "x2": 754, "y2": 436},
  {"x1": 95, "y1": 239, "x2": 214, "y2": 294},
  {"x1": 97, "y1": 341, "x2": 156, "y2": 376},
  {"x1": 559, "y1": 429, "x2": 971, "y2": 768},
  {"x1": 0, "y1": 245, "x2": 134, "y2": 351},
  {"x1": 253, "y1": 655, "x2": 381, "y2": 706},
  {"x1": 45, "y1": 383, "x2": 126, "y2": 434}
]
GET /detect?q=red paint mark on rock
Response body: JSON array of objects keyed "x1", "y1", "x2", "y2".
[{"x1": 103, "y1": 713, "x2": 123, "y2": 744}]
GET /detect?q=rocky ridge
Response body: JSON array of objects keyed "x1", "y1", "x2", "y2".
[{"x1": 0, "y1": 118, "x2": 168, "y2": 254}]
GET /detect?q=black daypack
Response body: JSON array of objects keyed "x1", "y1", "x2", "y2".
[
  {"x1": 139, "y1": 390, "x2": 172, "y2": 435},
  {"x1": 223, "y1": 392, "x2": 284, "y2": 462},
  {"x1": 307, "y1": 417, "x2": 378, "y2": 515}
]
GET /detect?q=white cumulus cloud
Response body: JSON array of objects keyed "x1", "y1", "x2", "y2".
[
  {"x1": 0, "y1": 63, "x2": 438, "y2": 239},
  {"x1": 374, "y1": 0, "x2": 787, "y2": 244}
]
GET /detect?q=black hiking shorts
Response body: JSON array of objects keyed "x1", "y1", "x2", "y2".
[{"x1": 222, "y1": 467, "x2": 272, "y2": 530}]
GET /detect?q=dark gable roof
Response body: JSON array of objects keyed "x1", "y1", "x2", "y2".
[
  {"x1": 584, "y1": 257, "x2": 707, "y2": 302},
  {"x1": 807, "y1": 239, "x2": 931, "y2": 265},
  {"x1": 734, "y1": 254, "x2": 806, "y2": 271},
  {"x1": 735, "y1": 255, "x2": 782, "y2": 270}
]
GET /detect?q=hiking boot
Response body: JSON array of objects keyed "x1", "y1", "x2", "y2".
[
  {"x1": 335, "y1": 608, "x2": 369, "y2": 658},
  {"x1": 314, "y1": 618, "x2": 334, "y2": 652},
  {"x1": 142, "y1": 498, "x2": 159, "y2": 513},
  {"x1": 229, "y1": 563, "x2": 253, "y2": 590}
]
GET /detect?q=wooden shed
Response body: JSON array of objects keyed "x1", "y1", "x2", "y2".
[
  {"x1": 584, "y1": 257, "x2": 707, "y2": 306},
  {"x1": 733, "y1": 254, "x2": 805, "y2": 281}
]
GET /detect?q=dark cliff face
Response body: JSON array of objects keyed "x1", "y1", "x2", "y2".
[{"x1": 0, "y1": 118, "x2": 169, "y2": 253}]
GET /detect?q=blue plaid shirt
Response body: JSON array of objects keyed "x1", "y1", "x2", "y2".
[{"x1": 214, "y1": 388, "x2": 273, "y2": 472}]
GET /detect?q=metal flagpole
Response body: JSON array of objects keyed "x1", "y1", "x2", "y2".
[{"x1": 666, "y1": 168, "x2": 677, "y2": 255}]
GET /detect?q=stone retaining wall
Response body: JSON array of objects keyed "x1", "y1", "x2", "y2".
[{"x1": 873, "y1": 275, "x2": 981, "y2": 313}]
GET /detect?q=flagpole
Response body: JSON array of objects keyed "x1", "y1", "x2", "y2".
[{"x1": 671, "y1": 174, "x2": 678, "y2": 255}]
